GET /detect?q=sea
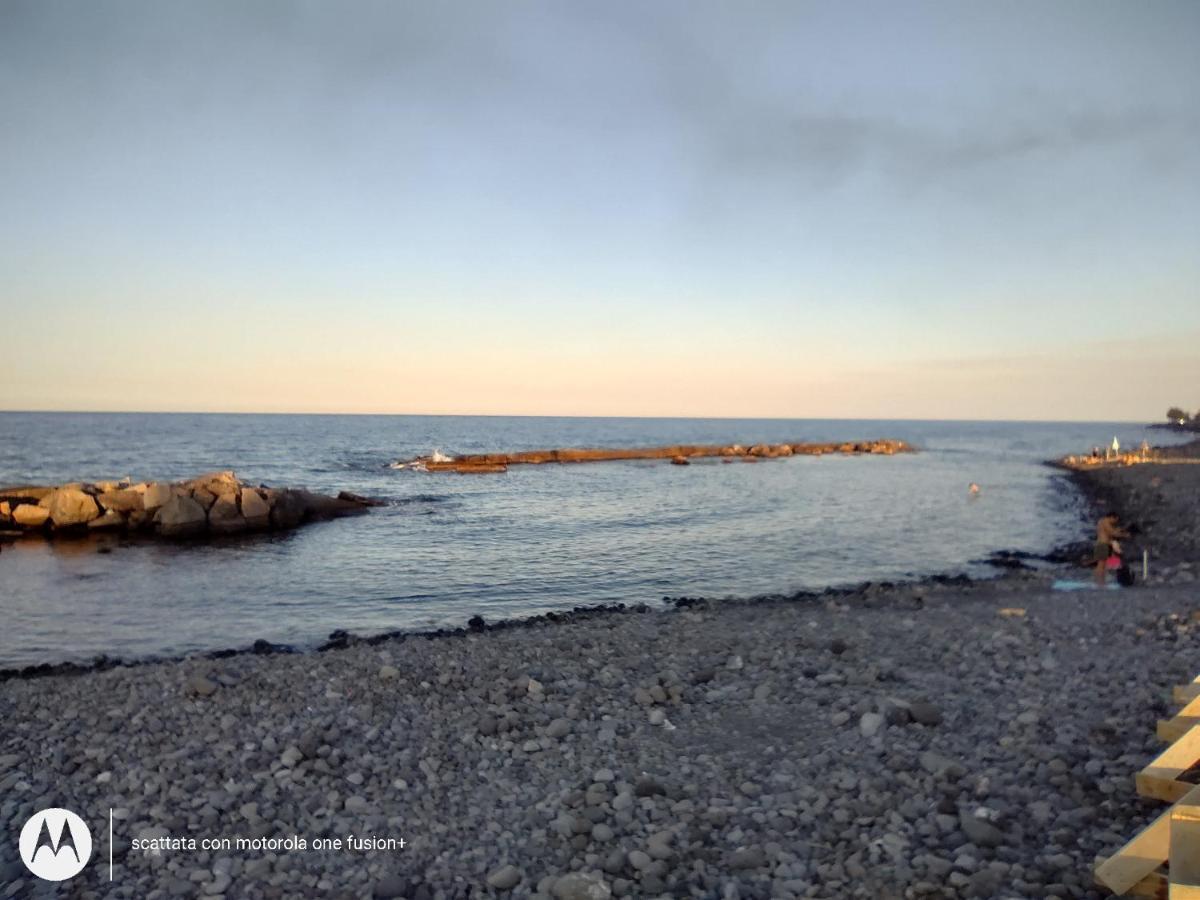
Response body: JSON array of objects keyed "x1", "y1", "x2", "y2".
[{"x1": 0, "y1": 414, "x2": 1181, "y2": 668}]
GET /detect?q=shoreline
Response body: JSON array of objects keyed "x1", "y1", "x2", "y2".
[
  {"x1": 0, "y1": 447, "x2": 1122, "y2": 682},
  {"x1": 2, "y1": 441, "x2": 1197, "y2": 898}
]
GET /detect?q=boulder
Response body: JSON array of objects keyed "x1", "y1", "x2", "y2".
[
  {"x1": 208, "y1": 495, "x2": 246, "y2": 534},
  {"x1": 270, "y1": 490, "x2": 307, "y2": 529},
  {"x1": 0, "y1": 485, "x2": 53, "y2": 502},
  {"x1": 141, "y1": 482, "x2": 173, "y2": 511},
  {"x1": 157, "y1": 495, "x2": 208, "y2": 537},
  {"x1": 191, "y1": 487, "x2": 217, "y2": 510},
  {"x1": 295, "y1": 489, "x2": 369, "y2": 520},
  {"x1": 239, "y1": 488, "x2": 270, "y2": 527},
  {"x1": 88, "y1": 509, "x2": 125, "y2": 530},
  {"x1": 12, "y1": 504, "x2": 51, "y2": 527},
  {"x1": 97, "y1": 489, "x2": 144, "y2": 513},
  {"x1": 43, "y1": 488, "x2": 101, "y2": 527},
  {"x1": 187, "y1": 471, "x2": 241, "y2": 498}
]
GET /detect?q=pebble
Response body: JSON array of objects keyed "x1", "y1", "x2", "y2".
[
  {"x1": 3, "y1": 516, "x2": 1191, "y2": 899},
  {"x1": 859, "y1": 712, "x2": 884, "y2": 737},
  {"x1": 486, "y1": 864, "x2": 522, "y2": 890}
]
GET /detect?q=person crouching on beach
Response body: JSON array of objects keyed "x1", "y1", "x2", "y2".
[{"x1": 1094, "y1": 513, "x2": 1129, "y2": 586}]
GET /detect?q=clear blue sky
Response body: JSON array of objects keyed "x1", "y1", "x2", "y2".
[{"x1": 2, "y1": 1, "x2": 1197, "y2": 418}]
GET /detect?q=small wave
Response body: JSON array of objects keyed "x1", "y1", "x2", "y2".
[
  {"x1": 388, "y1": 448, "x2": 454, "y2": 471},
  {"x1": 391, "y1": 494, "x2": 447, "y2": 506}
]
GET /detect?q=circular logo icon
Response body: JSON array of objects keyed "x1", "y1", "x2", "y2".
[{"x1": 19, "y1": 808, "x2": 92, "y2": 881}]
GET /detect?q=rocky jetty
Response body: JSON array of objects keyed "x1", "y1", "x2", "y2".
[
  {"x1": 0, "y1": 471, "x2": 379, "y2": 539},
  {"x1": 409, "y1": 439, "x2": 913, "y2": 473}
]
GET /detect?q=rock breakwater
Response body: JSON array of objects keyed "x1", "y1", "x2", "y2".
[
  {"x1": 407, "y1": 439, "x2": 913, "y2": 473},
  {"x1": 0, "y1": 470, "x2": 379, "y2": 539}
]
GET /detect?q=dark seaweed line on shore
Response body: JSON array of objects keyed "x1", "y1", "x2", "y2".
[
  {"x1": 0, "y1": 570, "x2": 1000, "y2": 685},
  {"x1": 1, "y1": 455, "x2": 1109, "y2": 685}
]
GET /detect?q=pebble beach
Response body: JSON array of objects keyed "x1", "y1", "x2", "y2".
[{"x1": 1, "y1": 447, "x2": 1197, "y2": 900}]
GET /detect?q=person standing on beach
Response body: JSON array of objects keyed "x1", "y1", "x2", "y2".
[{"x1": 1094, "y1": 513, "x2": 1128, "y2": 586}]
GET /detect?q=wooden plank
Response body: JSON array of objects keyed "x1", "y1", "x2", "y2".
[
  {"x1": 1160, "y1": 717, "x2": 1200, "y2": 744},
  {"x1": 1096, "y1": 785, "x2": 1200, "y2": 895},
  {"x1": 1172, "y1": 791, "x2": 1200, "y2": 898},
  {"x1": 1137, "y1": 727, "x2": 1200, "y2": 803},
  {"x1": 1173, "y1": 675, "x2": 1200, "y2": 706},
  {"x1": 1159, "y1": 693, "x2": 1200, "y2": 743},
  {"x1": 1097, "y1": 807, "x2": 1177, "y2": 894}
]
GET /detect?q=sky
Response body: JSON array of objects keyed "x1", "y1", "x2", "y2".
[{"x1": 1, "y1": 0, "x2": 1197, "y2": 420}]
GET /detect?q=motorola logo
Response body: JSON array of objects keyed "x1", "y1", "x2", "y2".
[{"x1": 19, "y1": 808, "x2": 93, "y2": 881}]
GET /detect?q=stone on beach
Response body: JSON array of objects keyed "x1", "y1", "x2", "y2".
[
  {"x1": 0, "y1": 435, "x2": 1194, "y2": 898},
  {"x1": 486, "y1": 864, "x2": 522, "y2": 890}
]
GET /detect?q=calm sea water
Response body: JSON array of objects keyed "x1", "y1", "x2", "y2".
[{"x1": 0, "y1": 414, "x2": 1178, "y2": 667}]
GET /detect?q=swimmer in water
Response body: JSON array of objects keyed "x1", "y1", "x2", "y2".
[{"x1": 968, "y1": 483, "x2": 980, "y2": 496}]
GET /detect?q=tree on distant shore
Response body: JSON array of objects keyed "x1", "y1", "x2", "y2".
[{"x1": 1167, "y1": 406, "x2": 1191, "y2": 424}]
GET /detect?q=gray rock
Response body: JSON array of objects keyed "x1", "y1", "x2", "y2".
[
  {"x1": 240, "y1": 488, "x2": 270, "y2": 527},
  {"x1": 920, "y1": 751, "x2": 966, "y2": 780},
  {"x1": 207, "y1": 494, "x2": 246, "y2": 534},
  {"x1": 372, "y1": 874, "x2": 408, "y2": 898},
  {"x1": 551, "y1": 872, "x2": 611, "y2": 900},
  {"x1": 270, "y1": 489, "x2": 307, "y2": 529},
  {"x1": 860, "y1": 712, "x2": 884, "y2": 737},
  {"x1": 729, "y1": 846, "x2": 766, "y2": 870},
  {"x1": 959, "y1": 812, "x2": 1005, "y2": 848},
  {"x1": 158, "y1": 495, "x2": 208, "y2": 537},
  {"x1": 910, "y1": 700, "x2": 943, "y2": 726},
  {"x1": 487, "y1": 865, "x2": 522, "y2": 890},
  {"x1": 185, "y1": 675, "x2": 219, "y2": 697}
]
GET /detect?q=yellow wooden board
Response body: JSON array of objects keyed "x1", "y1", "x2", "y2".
[
  {"x1": 1172, "y1": 791, "x2": 1200, "y2": 897},
  {"x1": 1096, "y1": 785, "x2": 1200, "y2": 895},
  {"x1": 1137, "y1": 726, "x2": 1200, "y2": 803}
]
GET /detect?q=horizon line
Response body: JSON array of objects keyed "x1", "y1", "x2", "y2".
[{"x1": 0, "y1": 408, "x2": 1166, "y2": 426}]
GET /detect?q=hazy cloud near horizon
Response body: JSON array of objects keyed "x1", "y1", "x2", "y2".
[{"x1": 1, "y1": 1, "x2": 1197, "y2": 418}]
